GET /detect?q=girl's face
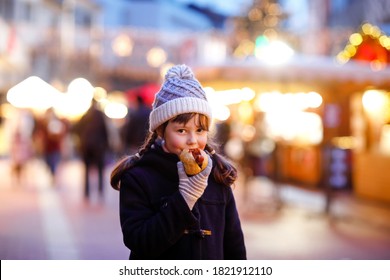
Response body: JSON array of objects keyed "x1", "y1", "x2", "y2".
[{"x1": 161, "y1": 114, "x2": 208, "y2": 156}]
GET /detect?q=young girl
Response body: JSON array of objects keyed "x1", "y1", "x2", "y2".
[{"x1": 110, "y1": 64, "x2": 246, "y2": 260}]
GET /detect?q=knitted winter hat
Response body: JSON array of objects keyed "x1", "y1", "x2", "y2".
[{"x1": 149, "y1": 64, "x2": 212, "y2": 132}]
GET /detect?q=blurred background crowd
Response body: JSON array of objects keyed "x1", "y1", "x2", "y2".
[{"x1": 1, "y1": 0, "x2": 390, "y2": 259}]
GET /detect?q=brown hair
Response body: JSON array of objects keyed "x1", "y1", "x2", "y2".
[{"x1": 110, "y1": 113, "x2": 237, "y2": 190}]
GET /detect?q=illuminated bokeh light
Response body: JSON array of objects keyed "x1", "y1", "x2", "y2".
[
  {"x1": 254, "y1": 38, "x2": 294, "y2": 65},
  {"x1": 7, "y1": 76, "x2": 61, "y2": 112},
  {"x1": 112, "y1": 34, "x2": 134, "y2": 57},
  {"x1": 104, "y1": 102, "x2": 128, "y2": 119},
  {"x1": 146, "y1": 47, "x2": 167, "y2": 68},
  {"x1": 362, "y1": 89, "x2": 389, "y2": 120},
  {"x1": 254, "y1": 91, "x2": 322, "y2": 112}
]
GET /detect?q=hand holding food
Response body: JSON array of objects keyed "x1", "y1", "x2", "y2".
[{"x1": 177, "y1": 149, "x2": 213, "y2": 210}]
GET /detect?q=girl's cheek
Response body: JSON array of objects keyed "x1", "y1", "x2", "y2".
[{"x1": 199, "y1": 137, "x2": 208, "y2": 149}]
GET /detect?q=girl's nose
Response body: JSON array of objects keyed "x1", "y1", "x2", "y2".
[{"x1": 187, "y1": 132, "x2": 197, "y2": 145}]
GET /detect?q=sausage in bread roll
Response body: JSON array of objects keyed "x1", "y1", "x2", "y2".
[{"x1": 179, "y1": 148, "x2": 208, "y2": 176}]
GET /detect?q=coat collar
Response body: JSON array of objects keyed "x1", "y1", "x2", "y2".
[{"x1": 136, "y1": 142, "x2": 180, "y2": 181}]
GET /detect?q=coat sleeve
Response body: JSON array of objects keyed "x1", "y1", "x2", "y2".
[
  {"x1": 119, "y1": 171, "x2": 197, "y2": 258},
  {"x1": 223, "y1": 187, "x2": 247, "y2": 260}
]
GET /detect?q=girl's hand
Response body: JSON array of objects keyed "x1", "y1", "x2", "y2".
[{"x1": 177, "y1": 154, "x2": 212, "y2": 210}]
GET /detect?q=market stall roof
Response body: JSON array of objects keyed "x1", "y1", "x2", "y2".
[{"x1": 194, "y1": 55, "x2": 390, "y2": 89}]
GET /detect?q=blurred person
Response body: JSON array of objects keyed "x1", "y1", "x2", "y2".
[
  {"x1": 10, "y1": 131, "x2": 31, "y2": 183},
  {"x1": 110, "y1": 65, "x2": 246, "y2": 260},
  {"x1": 74, "y1": 99, "x2": 109, "y2": 199},
  {"x1": 8, "y1": 109, "x2": 35, "y2": 184},
  {"x1": 214, "y1": 117, "x2": 232, "y2": 156},
  {"x1": 120, "y1": 94, "x2": 151, "y2": 154},
  {"x1": 34, "y1": 108, "x2": 67, "y2": 179}
]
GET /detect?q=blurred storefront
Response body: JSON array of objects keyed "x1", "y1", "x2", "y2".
[{"x1": 195, "y1": 32, "x2": 390, "y2": 203}]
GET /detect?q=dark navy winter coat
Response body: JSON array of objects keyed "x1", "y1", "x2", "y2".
[{"x1": 119, "y1": 145, "x2": 246, "y2": 260}]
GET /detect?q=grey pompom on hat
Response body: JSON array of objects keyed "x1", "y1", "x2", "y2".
[{"x1": 149, "y1": 64, "x2": 213, "y2": 132}]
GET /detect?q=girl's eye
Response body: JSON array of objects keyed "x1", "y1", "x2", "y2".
[
  {"x1": 177, "y1": 129, "x2": 186, "y2": 134},
  {"x1": 197, "y1": 128, "x2": 205, "y2": 133}
]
